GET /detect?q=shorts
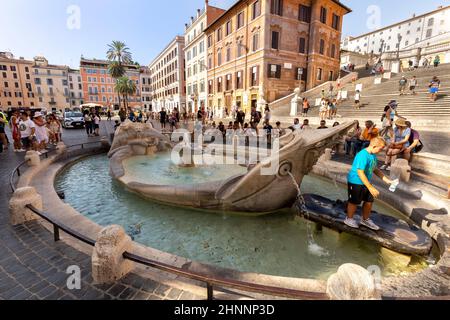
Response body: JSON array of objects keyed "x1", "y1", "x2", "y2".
[
  {"x1": 348, "y1": 183, "x2": 374, "y2": 205},
  {"x1": 409, "y1": 86, "x2": 416, "y2": 90},
  {"x1": 21, "y1": 137, "x2": 34, "y2": 149},
  {"x1": 430, "y1": 88, "x2": 439, "y2": 94},
  {"x1": 0, "y1": 126, "x2": 4, "y2": 134},
  {"x1": 354, "y1": 100, "x2": 360, "y2": 104},
  {"x1": 94, "y1": 124, "x2": 100, "y2": 129}
]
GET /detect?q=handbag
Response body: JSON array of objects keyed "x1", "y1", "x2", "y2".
[{"x1": 414, "y1": 140, "x2": 424, "y2": 153}]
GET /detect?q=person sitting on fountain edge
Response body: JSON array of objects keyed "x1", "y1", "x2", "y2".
[{"x1": 345, "y1": 137, "x2": 395, "y2": 231}]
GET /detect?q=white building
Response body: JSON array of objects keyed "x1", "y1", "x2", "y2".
[
  {"x1": 140, "y1": 66, "x2": 152, "y2": 111},
  {"x1": 68, "y1": 69, "x2": 83, "y2": 108},
  {"x1": 149, "y1": 36, "x2": 186, "y2": 113},
  {"x1": 184, "y1": 2, "x2": 225, "y2": 114},
  {"x1": 342, "y1": 5, "x2": 450, "y2": 56}
]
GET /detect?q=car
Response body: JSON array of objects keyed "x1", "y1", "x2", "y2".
[{"x1": 62, "y1": 111, "x2": 85, "y2": 129}]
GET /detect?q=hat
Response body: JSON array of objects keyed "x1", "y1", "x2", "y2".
[
  {"x1": 388, "y1": 100, "x2": 398, "y2": 107},
  {"x1": 33, "y1": 112, "x2": 43, "y2": 118},
  {"x1": 395, "y1": 118, "x2": 407, "y2": 127}
]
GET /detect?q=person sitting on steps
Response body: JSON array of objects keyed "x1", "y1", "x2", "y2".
[{"x1": 345, "y1": 137, "x2": 395, "y2": 231}]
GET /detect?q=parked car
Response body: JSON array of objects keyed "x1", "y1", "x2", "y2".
[{"x1": 62, "y1": 111, "x2": 85, "y2": 129}]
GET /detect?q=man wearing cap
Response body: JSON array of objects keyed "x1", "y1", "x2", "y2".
[
  {"x1": 381, "y1": 118, "x2": 411, "y2": 171},
  {"x1": 381, "y1": 100, "x2": 400, "y2": 131}
]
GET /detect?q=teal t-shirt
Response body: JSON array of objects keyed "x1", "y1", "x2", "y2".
[{"x1": 347, "y1": 149, "x2": 378, "y2": 185}]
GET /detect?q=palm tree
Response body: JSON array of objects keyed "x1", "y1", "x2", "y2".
[
  {"x1": 115, "y1": 77, "x2": 136, "y2": 110},
  {"x1": 107, "y1": 41, "x2": 132, "y2": 109},
  {"x1": 107, "y1": 41, "x2": 132, "y2": 65}
]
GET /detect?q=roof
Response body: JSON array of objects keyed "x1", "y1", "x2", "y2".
[
  {"x1": 80, "y1": 57, "x2": 140, "y2": 70},
  {"x1": 205, "y1": 0, "x2": 351, "y2": 31},
  {"x1": 347, "y1": 5, "x2": 450, "y2": 41}
]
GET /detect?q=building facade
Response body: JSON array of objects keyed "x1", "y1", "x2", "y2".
[
  {"x1": 33, "y1": 56, "x2": 70, "y2": 111},
  {"x1": 140, "y1": 66, "x2": 152, "y2": 111},
  {"x1": 341, "y1": 5, "x2": 450, "y2": 56},
  {"x1": 68, "y1": 69, "x2": 84, "y2": 107},
  {"x1": 80, "y1": 58, "x2": 141, "y2": 110},
  {"x1": 184, "y1": 2, "x2": 225, "y2": 114},
  {"x1": 205, "y1": 0, "x2": 350, "y2": 115},
  {"x1": 149, "y1": 36, "x2": 186, "y2": 112},
  {"x1": 0, "y1": 52, "x2": 37, "y2": 109}
]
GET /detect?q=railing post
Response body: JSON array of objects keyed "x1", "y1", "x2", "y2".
[
  {"x1": 17, "y1": 168, "x2": 21, "y2": 177},
  {"x1": 207, "y1": 283, "x2": 214, "y2": 300},
  {"x1": 53, "y1": 225, "x2": 60, "y2": 242}
]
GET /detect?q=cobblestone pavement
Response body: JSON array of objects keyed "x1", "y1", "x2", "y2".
[{"x1": 0, "y1": 121, "x2": 202, "y2": 300}]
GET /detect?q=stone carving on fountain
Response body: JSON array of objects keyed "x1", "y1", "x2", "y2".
[
  {"x1": 108, "y1": 120, "x2": 172, "y2": 179},
  {"x1": 109, "y1": 121, "x2": 356, "y2": 214}
]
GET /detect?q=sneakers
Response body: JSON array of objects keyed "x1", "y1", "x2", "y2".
[
  {"x1": 380, "y1": 164, "x2": 387, "y2": 170},
  {"x1": 386, "y1": 166, "x2": 391, "y2": 171},
  {"x1": 344, "y1": 218, "x2": 359, "y2": 229},
  {"x1": 360, "y1": 219, "x2": 380, "y2": 231}
]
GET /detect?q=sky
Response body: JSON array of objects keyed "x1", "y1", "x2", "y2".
[{"x1": 1, "y1": 0, "x2": 448, "y2": 68}]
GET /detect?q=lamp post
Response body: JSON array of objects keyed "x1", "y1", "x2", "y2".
[{"x1": 397, "y1": 34, "x2": 403, "y2": 60}]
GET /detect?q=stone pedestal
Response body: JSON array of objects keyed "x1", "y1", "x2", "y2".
[
  {"x1": 290, "y1": 101, "x2": 299, "y2": 117},
  {"x1": 92, "y1": 225, "x2": 133, "y2": 284},
  {"x1": 326, "y1": 264, "x2": 381, "y2": 300},
  {"x1": 9, "y1": 187, "x2": 43, "y2": 226},
  {"x1": 390, "y1": 159, "x2": 411, "y2": 182},
  {"x1": 319, "y1": 148, "x2": 333, "y2": 163},
  {"x1": 56, "y1": 142, "x2": 67, "y2": 155},
  {"x1": 25, "y1": 151, "x2": 40, "y2": 166}
]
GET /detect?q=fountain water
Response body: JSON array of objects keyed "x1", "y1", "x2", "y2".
[{"x1": 288, "y1": 172, "x2": 329, "y2": 257}]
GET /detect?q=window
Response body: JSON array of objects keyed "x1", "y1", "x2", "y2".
[
  {"x1": 226, "y1": 47, "x2": 231, "y2": 62},
  {"x1": 299, "y1": 5, "x2": 311, "y2": 22},
  {"x1": 319, "y1": 39, "x2": 325, "y2": 55},
  {"x1": 250, "y1": 66, "x2": 259, "y2": 86},
  {"x1": 299, "y1": 37, "x2": 306, "y2": 53},
  {"x1": 13, "y1": 73, "x2": 17, "y2": 79},
  {"x1": 426, "y1": 29, "x2": 433, "y2": 38},
  {"x1": 252, "y1": 33, "x2": 259, "y2": 51},
  {"x1": 10, "y1": 66, "x2": 16, "y2": 72},
  {"x1": 217, "y1": 77, "x2": 222, "y2": 92},
  {"x1": 428, "y1": 18, "x2": 434, "y2": 27},
  {"x1": 208, "y1": 80, "x2": 213, "y2": 93},
  {"x1": 268, "y1": 64, "x2": 281, "y2": 78},
  {"x1": 208, "y1": 56, "x2": 212, "y2": 69},
  {"x1": 331, "y1": 44, "x2": 336, "y2": 58},
  {"x1": 235, "y1": 71, "x2": 243, "y2": 89},
  {"x1": 405, "y1": 41, "x2": 409, "y2": 46},
  {"x1": 237, "y1": 40, "x2": 244, "y2": 57},
  {"x1": 217, "y1": 49, "x2": 222, "y2": 66},
  {"x1": 226, "y1": 20, "x2": 232, "y2": 36},
  {"x1": 317, "y1": 68, "x2": 323, "y2": 81},
  {"x1": 217, "y1": 27, "x2": 223, "y2": 42},
  {"x1": 225, "y1": 74, "x2": 232, "y2": 91},
  {"x1": 4, "y1": 82, "x2": 8, "y2": 88},
  {"x1": 296, "y1": 67, "x2": 307, "y2": 81},
  {"x1": 62, "y1": 79, "x2": 68, "y2": 86},
  {"x1": 320, "y1": 7, "x2": 327, "y2": 24},
  {"x1": 26, "y1": 74, "x2": 30, "y2": 80},
  {"x1": 417, "y1": 27, "x2": 421, "y2": 32},
  {"x1": 271, "y1": 31, "x2": 280, "y2": 49},
  {"x1": 199, "y1": 40, "x2": 205, "y2": 53},
  {"x1": 237, "y1": 12, "x2": 244, "y2": 29},
  {"x1": 2, "y1": 72, "x2": 6, "y2": 78},
  {"x1": 328, "y1": 71, "x2": 334, "y2": 81},
  {"x1": 25, "y1": 67, "x2": 29, "y2": 73},
  {"x1": 200, "y1": 80, "x2": 205, "y2": 93},
  {"x1": 407, "y1": 30, "x2": 410, "y2": 35},
  {"x1": 208, "y1": 35, "x2": 213, "y2": 48},
  {"x1": 271, "y1": 0, "x2": 283, "y2": 16},
  {"x1": 332, "y1": 14, "x2": 340, "y2": 30},
  {"x1": 47, "y1": 79, "x2": 53, "y2": 86},
  {"x1": 252, "y1": 0, "x2": 261, "y2": 20},
  {"x1": 15, "y1": 82, "x2": 19, "y2": 88}
]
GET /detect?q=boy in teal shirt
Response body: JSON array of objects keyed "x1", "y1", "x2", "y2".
[{"x1": 345, "y1": 137, "x2": 394, "y2": 230}]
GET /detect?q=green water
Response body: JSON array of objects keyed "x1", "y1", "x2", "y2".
[
  {"x1": 55, "y1": 154, "x2": 426, "y2": 280},
  {"x1": 122, "y1": 153, "x2": 248, "y2": 185}
]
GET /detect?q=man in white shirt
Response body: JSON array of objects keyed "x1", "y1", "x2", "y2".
[{"x1": 19, "y1": 112, "x2": 37, "y2": 152}]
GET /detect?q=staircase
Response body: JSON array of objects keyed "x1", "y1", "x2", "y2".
[{"x1": 273, "y1": 63, "x2": 450, "y2": 130}]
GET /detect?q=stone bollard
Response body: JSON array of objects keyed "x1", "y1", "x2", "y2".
[
  {"x1": 101, "y1": 136, "x2": 111, "y2": 149},
  {"x1": 25, "y1": 151, "x2": 41, "y2": 166},
  {"x1": 92, "y1": 225, "x2": 133, "y2": 284},
  {"x1": 56, "y1": 142, "x2": 67, "y2": 155},
  {"x1": 9, "y1": 187, "x2": 43, "y2": 226},
  {"x1": 326, "y1": 264, "x2": 381, "y2": 300},
  {"x1": 390, "y1": 159, "x2": 411, "y2": 183}
]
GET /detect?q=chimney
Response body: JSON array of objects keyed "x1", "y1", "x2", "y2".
[
  {"x1": 197, "y1": 9, "x2": 201, "y2": 18},
  {"x1": 191, "y1": 16, "x2": 194, "y2": 23},
  {"x1": 185, "y1": 23, "x2": 188, "y2": 30}
]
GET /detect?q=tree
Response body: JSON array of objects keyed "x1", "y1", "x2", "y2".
[
  {"x1": 107, "y1": 41, "x2": 133, "y2": 109},
  {"x1": 115, "y1": 77, "x2": 137, "y2": 110}
]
